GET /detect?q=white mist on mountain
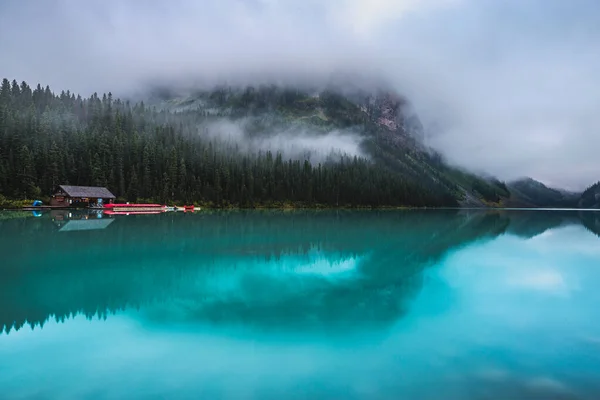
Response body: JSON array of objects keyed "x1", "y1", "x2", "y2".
[{"x1": 201, "y1": 119, "x2": 366, "y2": 164}]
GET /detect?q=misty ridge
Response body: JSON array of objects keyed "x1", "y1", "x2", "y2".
[
  {"x1": 144, "y1": 73, "x2": 432, "y2": 164},
  {"x1": 147, "y1": 78, "x2": 393, "y2": 165},
  {"x1": 0, "y1": 71, "x2": 595, "y2": 209},
  {"x1": 2, "y1": 75, "x2": 464, "y2": 208}
]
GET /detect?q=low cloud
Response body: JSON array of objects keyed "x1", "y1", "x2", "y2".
[
  {"x1": 1, "y1": 0, "x2": 599, "y2": 189},
  {"x1": 201, "y1": 119, "x2": 366, "y2": 164}
]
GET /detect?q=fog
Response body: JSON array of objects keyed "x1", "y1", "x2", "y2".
[
  {"x1": 202, "y1": 119, "x2": 366, "y2": 163},
  {"x1": 1, "y1": 0, "x2": 599, "y2": 189}
]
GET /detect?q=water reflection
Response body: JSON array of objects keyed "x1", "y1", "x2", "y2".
[
  {"x1": 0, "y1": 210, "x2": 598, "y2": 335},
  {"x1": 414, "y1": 223, "x2": 600, "y2": 400},
  {"x1": 50, "y1": 210, "x2": 114, "y2": 232},
  {"x1": 1, "y1": 210, "x2": 600, "y2": 399}
]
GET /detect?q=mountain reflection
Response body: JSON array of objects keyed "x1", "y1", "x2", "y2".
[{"x1": 1, "y1": 209, "x2": 598, "y2": 334}]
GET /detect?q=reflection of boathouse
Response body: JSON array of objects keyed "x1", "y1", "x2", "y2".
[
  {"x1": 51, "y1": 210, "x2": 114, "y2": 232},
  {"x1": 50, "y1": 185, "x2": 116, "y2": 208}
]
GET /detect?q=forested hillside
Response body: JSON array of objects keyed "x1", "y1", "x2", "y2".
[
  {"x1": 1, "y1": 77, "x2": 597, "y2": 210},
  {"x1": 579, "y1": 182, "x2": 600, "y2": 209},
  {"x1": 506, "y1": 178, "x2": 580, "y2": 208},
  {"x1": 152, "y1": 84, "x2": 513, "y2": 206},
  {"x1": 0, "y1": 78, "x2": 459, "y2": 208}
]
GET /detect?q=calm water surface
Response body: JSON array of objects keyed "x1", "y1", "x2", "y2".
[{"x1": 1, "y1": 210, "x2": 600, "y2": 399}]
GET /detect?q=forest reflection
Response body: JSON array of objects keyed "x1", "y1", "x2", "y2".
[{"x1": 1, "y1": 209, "x2": 598, "y2": 335}]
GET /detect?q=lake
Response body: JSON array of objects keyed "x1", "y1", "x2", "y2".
[{"x1": 1, "y1": 209, "x2": 600, "y2": 399}]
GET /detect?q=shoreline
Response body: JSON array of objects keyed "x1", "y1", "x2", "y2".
[{"x1": 2, "y1": 205, "x2": 598, "y2": 212}]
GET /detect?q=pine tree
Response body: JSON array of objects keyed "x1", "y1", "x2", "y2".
[{"x1": 127, "y1": 169, "x2": 139, "y2": 201}]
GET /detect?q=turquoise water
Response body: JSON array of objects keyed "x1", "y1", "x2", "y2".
[{"x1": 1, "y1": 209, "x2": 599, "y2": 399}]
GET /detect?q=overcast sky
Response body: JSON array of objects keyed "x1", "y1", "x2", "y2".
[{"x1": 1, "y1": 0, "x2": 599, "y2": 190}]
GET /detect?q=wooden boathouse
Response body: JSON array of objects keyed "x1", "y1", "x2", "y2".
[{"x1": 50, "y1": 185, "x2": 116, "y2": 208}]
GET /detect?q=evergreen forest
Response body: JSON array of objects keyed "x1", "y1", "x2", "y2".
[{"x1": 0, "y1": 78, "x2": 458, "y2": 208}]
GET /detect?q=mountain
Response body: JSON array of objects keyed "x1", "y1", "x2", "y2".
[
  {"x1": 579, "y1": 182, "x2": 600, "y2": 209},
  {"x1": 151, "y1": 84, "x2": 512, "y2": 207},
  {"x1": 3, "y1": 77, "x2": 591, "y2": 208},
  {"x1": 0, "y1": 78, "x2": 458, "y2": 208},
  {"x1": 506, "y1": 178, "x2": 580, "y2": 208}
]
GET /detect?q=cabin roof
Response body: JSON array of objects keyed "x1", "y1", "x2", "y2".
[{"x1": 57, "y1": 185, "x2": 116, "y2": 199}]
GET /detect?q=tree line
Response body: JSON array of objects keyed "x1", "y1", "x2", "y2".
[
  {"x1": 0, "y1": 78, "x2": 457, "y2": 207},
  {"x1": 580, "y1": 181, "x2": 600, "y2": 209}
]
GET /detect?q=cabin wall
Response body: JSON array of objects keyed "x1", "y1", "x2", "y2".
[
  {"x1": 49, "y1": 196, "x2": 114, "y2": 207},
  {"x1": 50, "y1": 195, "x2": 86, "y2": 207},
  {"x1": 50, "y1": 196, "x2": 69, "y2": 207}
]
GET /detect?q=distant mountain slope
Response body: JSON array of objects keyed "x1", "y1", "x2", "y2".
[
  {"x1": 153, "y1": 84, "x2": 512, "y2": 207},
  {"x1": 506, "y1": 178, "x2": 580, "y2": 208},
  {"x1": 579, "y1": 182, "x2": 600, "y2": 209}
]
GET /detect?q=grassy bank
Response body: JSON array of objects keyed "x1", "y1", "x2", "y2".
[
  {"x1": 0, "y1": 195, "x2": 45, "y2": 210},
  {"x1": 0, "y1": 195, "x2": 424, "y2": 211}
]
